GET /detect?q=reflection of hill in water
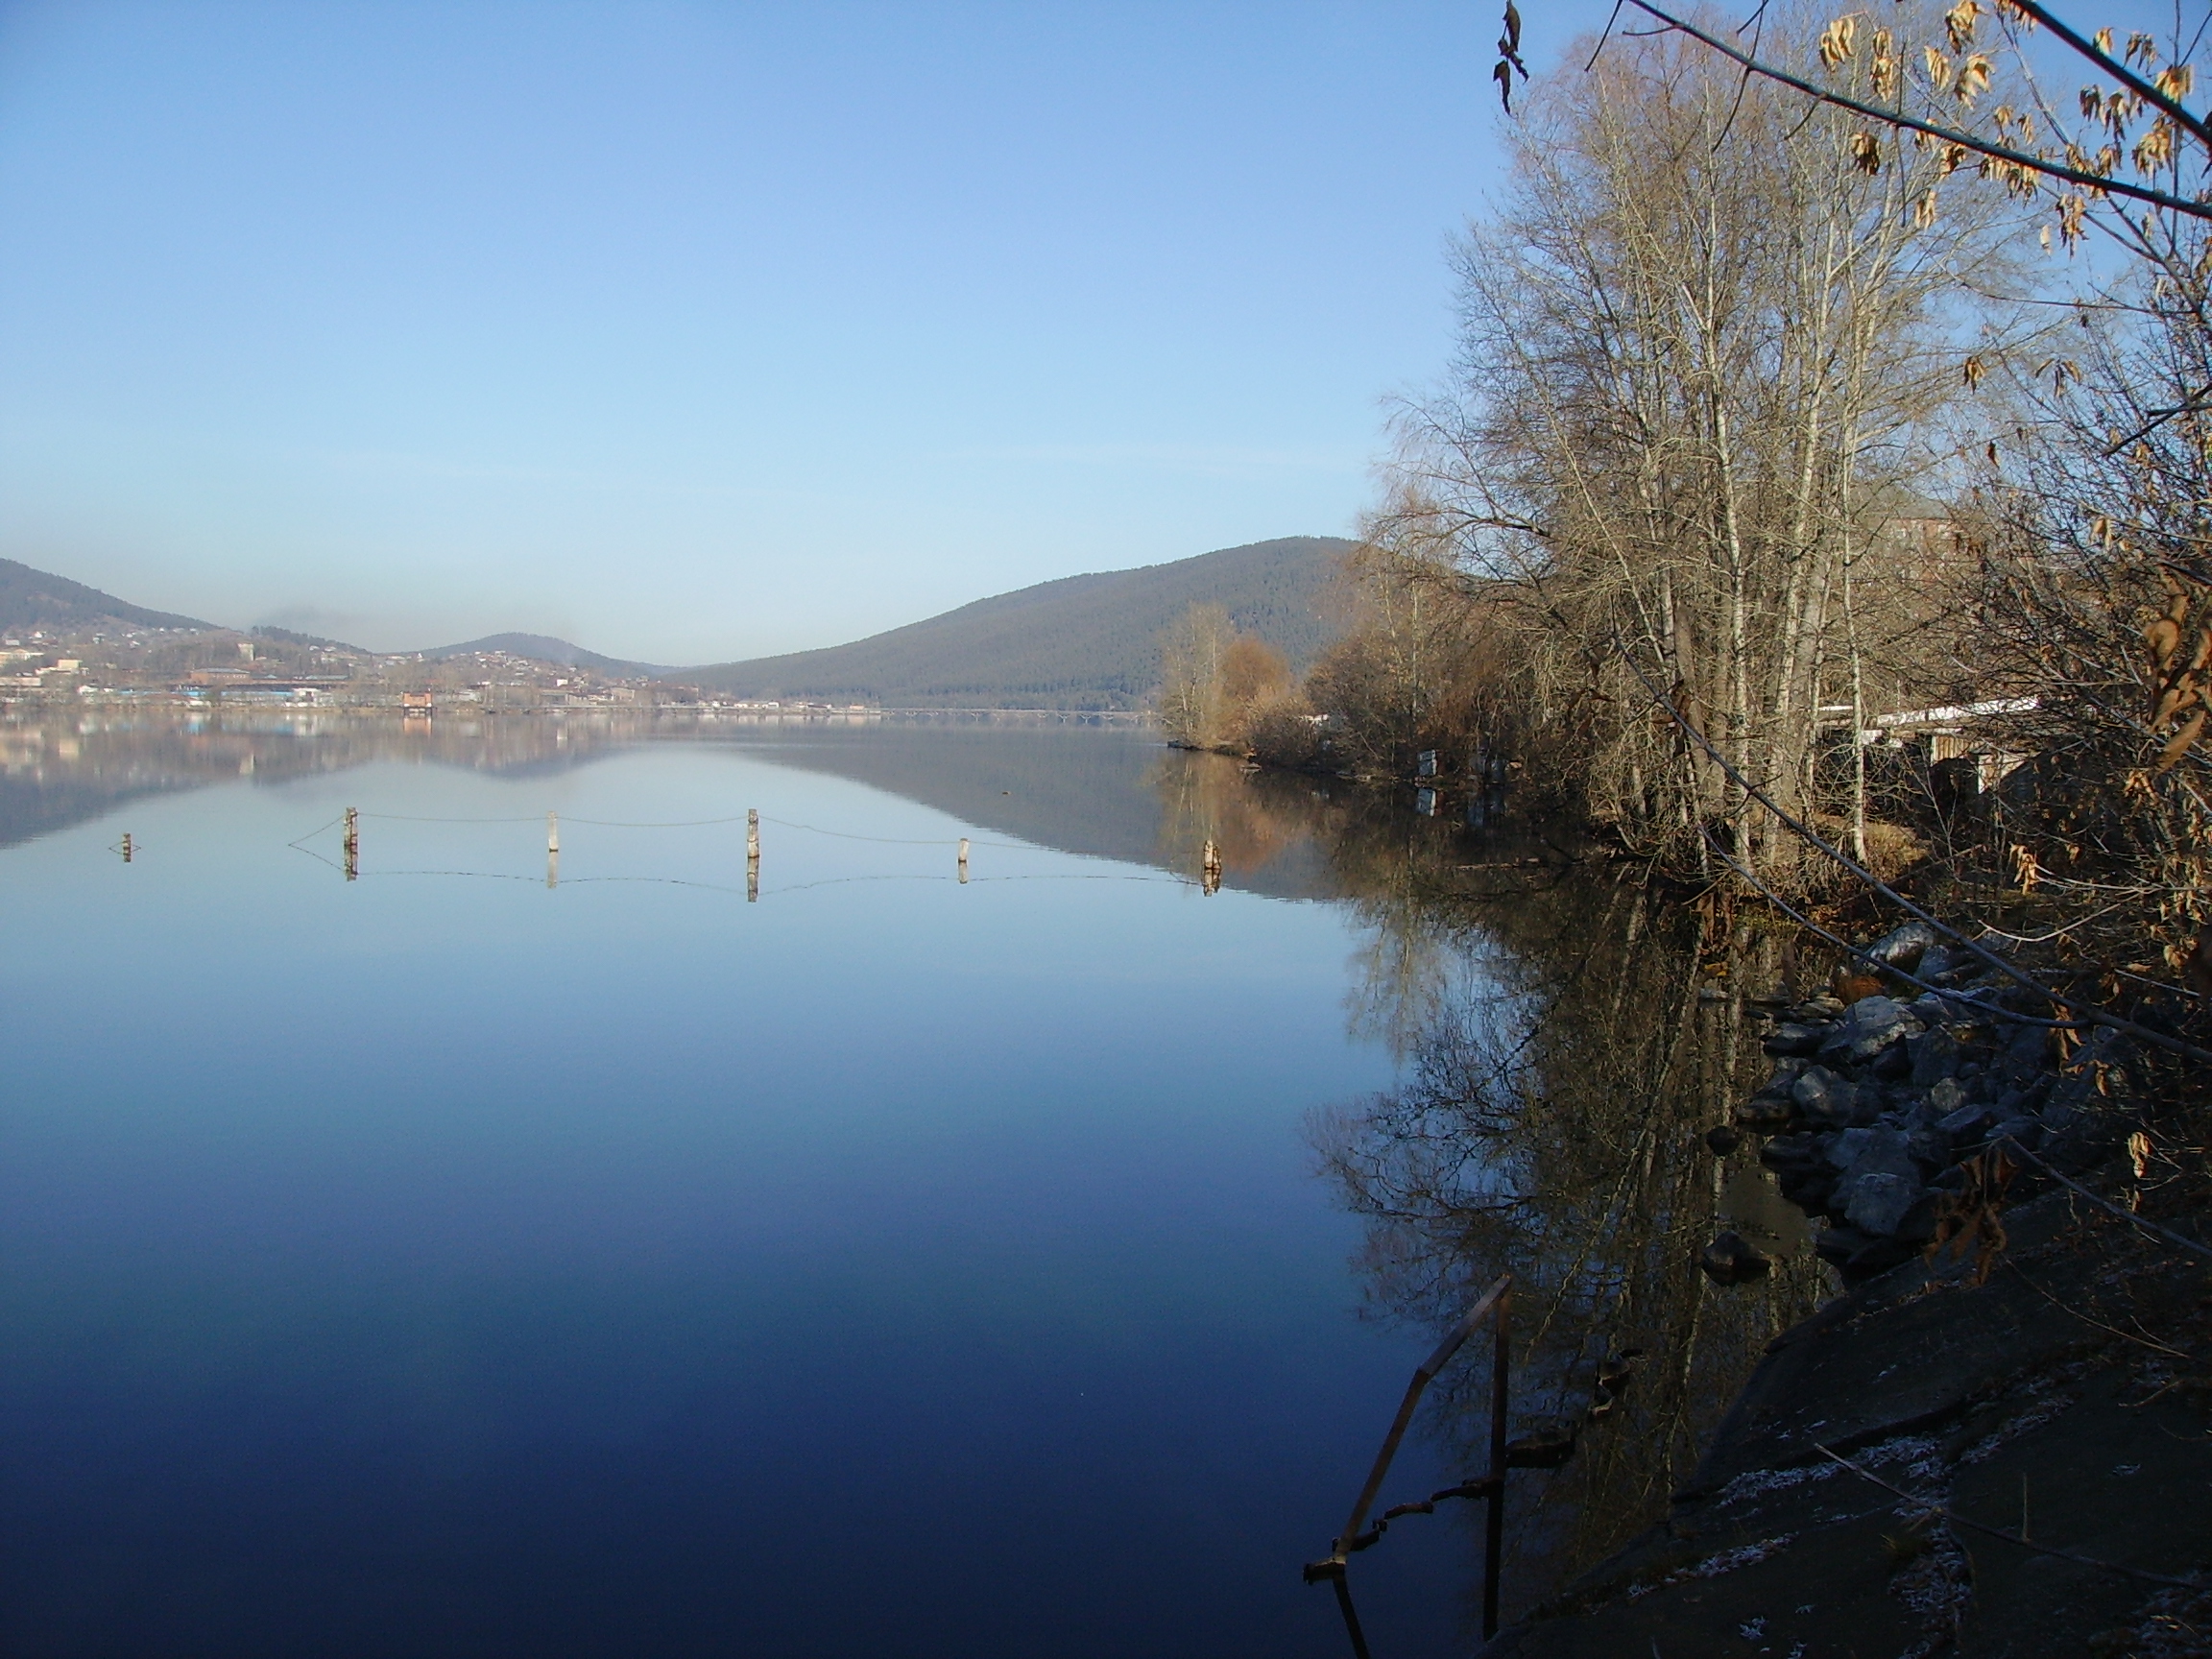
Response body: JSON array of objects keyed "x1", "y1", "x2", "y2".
[
  {"x1": 0, "y1": 712, "x2": 644, "y2": 849},
  {"x1": 2, "y1": 713, "x2": 1493, "y2": 901},
  {"x1": 686, "y1": 721, "x2": 1389, "y2": 900},
  {"x1": 3, "y1": 708, "x2": 1809, "y2": 1618}
]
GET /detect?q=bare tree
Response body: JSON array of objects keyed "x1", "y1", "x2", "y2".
[
  {"x1": 1157, "y1": 603, "x2": 1233, "y2": 747},
  {"x1": 1380, "y1": 7, "x2": 2026, "y2": 886}
]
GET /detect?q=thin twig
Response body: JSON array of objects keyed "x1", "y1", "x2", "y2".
[
  {"x1": 1815, "y1": 1444, "x2": 2204, "y2": 1588},
  {"x1": 2004, "y1": 0, "x2": 2212, "y2": 155},
  {"x1": 1618, "y1": 0, "x2": 2212, "y2": 221},
  {"x1": 1997, "y1": 1137, "x2": 2212, "y2": 1264},
  {"x1": 1614, "y1": 632, "x2": 2212, "y2": 1066},
  {"x1": 1696, "y1": 826, "x2": 2098, "y2": 1031},
  {"x1": 2002, "y1": 1260, "x2": 2191, "y2": 1358}
]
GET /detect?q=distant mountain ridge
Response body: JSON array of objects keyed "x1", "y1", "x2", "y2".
[
  {"x1": 0, "y1": 557, "x2": 211, "y2": 634},
  {"x1": 415, "y1": 632, "x2": 669, "y2": 678},
  {"x1": 681, "y1": 536, "x2": 1352, "y2": 709},
  {"x1": 3, "y1": 535, "x2": 1354, "y2": 709}
]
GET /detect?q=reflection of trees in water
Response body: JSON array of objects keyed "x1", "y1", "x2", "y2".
[
  {"x1": 1137, "y1": 755, "x2": 1829, "y2": 1623},
  {"x1": 1147, "y1": 748, "x2": 1309, "y2": 885},
  {"x1": 0, "y1": 711, "x2": 654, "y2": 846},
  {"x1": 1317, "y1": 869, "x2": 1827, "y2": 1622},
  {"x1": 1145, "y1": 747, "x2": 1476, "y2": 910}
]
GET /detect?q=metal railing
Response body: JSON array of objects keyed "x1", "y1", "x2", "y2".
[{"x1": 1304, "y1": 1274, "x2": 1519, "y2": 1655}]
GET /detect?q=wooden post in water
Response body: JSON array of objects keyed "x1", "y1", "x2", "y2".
[
  {"x1": 547, "y1": 811, "x2": 559, "y2": 889},
  {"x1": 120, "y1": 832, "x2": 133, "y2": 863},
  {"x1": 747, "y1": 808, "x2": 760, "y2": 902},
  {"x1": 957, "y1": 837, "x2": 970, "y2": 883},
  {"x1": 1201, "y1": 837, "x2": 1222, "y2": 896},
  {"x1": 1483, "y1": 1285, "x2": 1512, "y2": 1641},
  {"x1": 343, "y1": 807, "x2": 359, "y2": 881}
]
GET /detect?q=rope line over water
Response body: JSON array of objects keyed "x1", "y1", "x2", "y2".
[
  {"x1": 284, "y1": 843, "x2": 1190, "y2": 899},
  {"x1": 762, "y1": 816, "x2": 1034, "y2": 853},
  {"x1": 323, "y1": 809, "x2": 1037, "y2": 850}
]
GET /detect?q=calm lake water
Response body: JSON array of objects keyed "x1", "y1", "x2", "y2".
[
  {"x1": 2, "y1": 712, "x2": 1829, "y2": 1657},
  {"x1": 2, "y1": 715, "x2": 1503, "y2": 1659}
]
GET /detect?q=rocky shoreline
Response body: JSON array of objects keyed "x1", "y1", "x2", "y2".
[
  {"x1": 1479, "y1": 923, "x2": 2212, "y2": 1656},
  {"x1": 1710, "y1": 922, "x2": 2121, "y2": 1287}
]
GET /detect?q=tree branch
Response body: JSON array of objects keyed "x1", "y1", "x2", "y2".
[{"x1": 1616, "y1": 0, "x2": 2212, "y2": 222}]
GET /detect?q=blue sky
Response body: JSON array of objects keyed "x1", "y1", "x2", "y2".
[
  {"x1": 0, "y1": 0, "x2": 1618, "y2": 661},
  {"x1": 0, "y1": 0, "x2": 2168, "y2": 662}
]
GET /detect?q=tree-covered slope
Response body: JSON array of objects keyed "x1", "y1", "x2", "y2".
[
  {"x1": 0, "y1": 558, "x2": 212, "y2": 633},
  {"x1": 416, "y1": 632, "x2": 668, "y2": 678},
  {"x1": 683, "y1": 536, "x2": 1352, "y2": 709}
]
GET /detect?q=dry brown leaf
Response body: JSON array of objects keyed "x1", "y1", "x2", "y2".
[
  {"x1": 1945, "y1": 0, "x2": 1981, "y2": 52},
  {"x1": 1818, "y1": 14, "x2": 1858, "y2": 67},
  {"x1": 2156, "y1": 708, "x2": 2206, "y2": 773},
  {"x1": 2146, "y1": 613, "x2": 2182, "y2": 666}
]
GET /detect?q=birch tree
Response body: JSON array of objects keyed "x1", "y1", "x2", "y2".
[{"x1": 1381, "y1": 8, "x2": 2023, "y2": 885}]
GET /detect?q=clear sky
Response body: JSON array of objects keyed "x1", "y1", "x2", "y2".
[{"x1": 0, "y1": 0, "x2": 1631, "y2": 661}]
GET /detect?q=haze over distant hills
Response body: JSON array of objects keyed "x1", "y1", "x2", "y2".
[
  {"x1": 415, "y1": 633, "x2": 669, "y2": 679},
  {"x1": 3, "y1": 535, "x2": 1354, "y2": 708},
  {"x1": 0, "y1": 557, "x2": 211, "y2": 634},
  {"x1": 681, "y1": 536, "x2": 1351, "y2": 709}
]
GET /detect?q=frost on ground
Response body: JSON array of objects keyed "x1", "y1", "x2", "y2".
[
  {"x1": 2092, "y1": 1582, "x2": 2212, "y2": 1658},
  {"x1": 1888, "y1": 1524, "x2": 1973, "y2": 1659}
]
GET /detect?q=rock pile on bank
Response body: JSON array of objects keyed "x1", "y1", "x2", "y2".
[{"x1": 1727, "y1": 922, "x2": 2122, "y2": 1281}]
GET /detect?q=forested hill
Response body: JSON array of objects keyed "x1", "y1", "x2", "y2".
[
  {"x1": 684, "y1": 536, "x2": 1352, "y2": 709},
  {"x1": 417, "y1": 633, "x2": 668, "y2": 678},
  {"x1": 0, "y1": 558, "x2": 211, "y2": 634}
]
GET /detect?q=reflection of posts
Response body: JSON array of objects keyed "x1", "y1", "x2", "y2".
[
  {"x1": 1201, "y1": 838, "x2": 1222, "y2": 896},
  {"x1": 546, "y1": 811, "x2": 559, "y2": 889},
  {"x1": 958, "y1": 837, "x2": 970, "y2": 883},
  {"x1": 120, "y1": 832, "x2": 133, "y2": 863},
  {"x1": 747, "y1": 808, "x2": 760, "y2": 902},
  {"x1": 343, "y1": 807, "x2": 359, "y2": 881},
  {"x1": 1304, "y1": 1274, "x2": 1516, "y2": 1653}
]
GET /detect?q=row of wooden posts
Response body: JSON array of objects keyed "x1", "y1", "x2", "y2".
[
  {"x1": 330, "y1": 806, "x2": 983, "y2": 902},
  {"x1": 115, "y1": 810, "x2": 1223, "y2": 895}
]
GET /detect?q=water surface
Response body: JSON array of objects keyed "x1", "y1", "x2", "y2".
[
  {"x1": 2, "y1": 717, "x2": 1476, "y2": 1658},
  {"x1": 2, "y1": 713, "x2": 1826, "y2": 1657}
]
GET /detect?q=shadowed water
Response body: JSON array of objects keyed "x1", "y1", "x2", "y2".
[{"x1": 0, "y1": 712, "x2": 1820, "y2": 1656}]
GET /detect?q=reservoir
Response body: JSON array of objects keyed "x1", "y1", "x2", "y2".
[
  {"x1": 2, "y1": 716, "x2": 1477, "y2": 1658},
  {"x1": 0, "y1": 714, "x2": 1814, "y2": 1656}
]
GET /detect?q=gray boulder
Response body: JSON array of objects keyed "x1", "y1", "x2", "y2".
[
  {"x1": 1825, "y1": 1125, "x2": 1875, "y2": 1169},
  {"x1": 1787, "y1": 997, "x2": 1847, "y2": 1022},
  {"x1": 1734, "y1": 1094, "x2": 1794, "y2": 1131},
  {"x1": 1937, "y1": 1100, "x2": 1994, "y2": 1142},
  {"x1": 1764, "y1": 1022, "x2": 1830, "y2": 1057},
  {"x1": 1998, "y1": 1022, "x2": 2051, "y2": 1080},
  {"x1": 1815, "y1": 1223, "x2": 1920, "y2": 1278},
  {"x1": 1698, "y1": 1231, "x2": 1773, "y2": 1285},
  {"x1": 1843, "y1": 1170, "x2": 1923, "y2": 1237},
  {"x1": 1791, "y1": 1065, "x2": 1873, "y2": 1129},
  {"x1": 1830, "y1": 1124, "x2": 1918, "y2": 1182},
  {"x1": 1863, "y1": 921, "x2": 1937, "y2": 971},
  {"x1": 1760, "y1": 1131, "x2": 1825, "y2": 1168},
  {"x1": 1902, "y1": 1026, "x2": 1955, "y2": 1093},
  {"x1": 1818, "y1": 996, "x2": 1923, "y2": 1065}
]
